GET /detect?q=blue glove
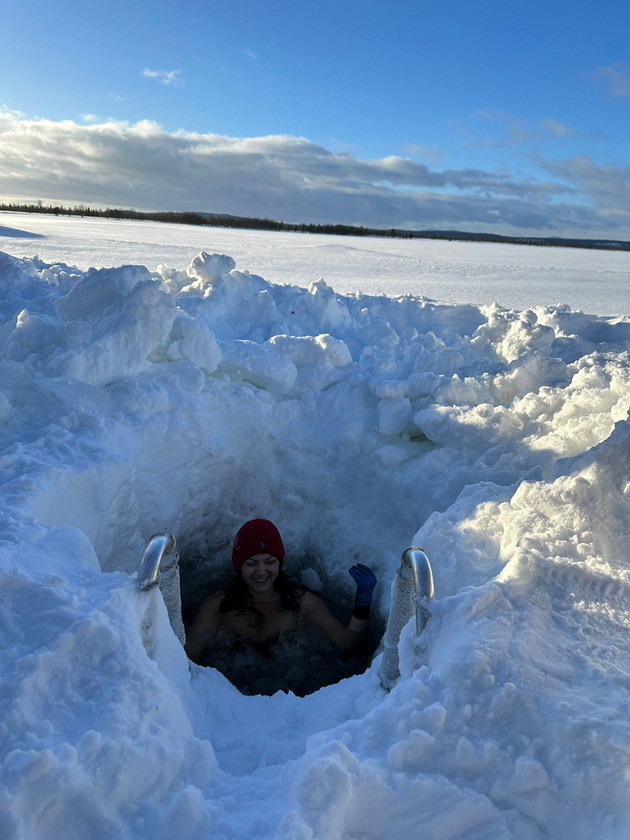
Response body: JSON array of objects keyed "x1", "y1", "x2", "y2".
[{"x1": 349, "y1": 563, "x2": 377, "y2": 606}]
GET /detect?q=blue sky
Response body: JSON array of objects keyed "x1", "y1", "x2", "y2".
[{"x1": 2, "y1": 0, "x2": 630, "y2": 238}]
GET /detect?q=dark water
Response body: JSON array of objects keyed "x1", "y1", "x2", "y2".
[{"x1": 200, "y1": 622, "x2": 370, "y2": 696}]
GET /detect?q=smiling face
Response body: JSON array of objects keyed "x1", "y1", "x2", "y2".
[{"x1": 240, "y1": 553, "x2": 280, "y2": 599}]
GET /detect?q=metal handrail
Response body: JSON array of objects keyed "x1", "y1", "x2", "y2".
[
  {"x1": 380, "y1": 546, "x2": 434, "y2": 689},
  {"x1": 137, "y1": 531, "x2": 177, "y2": 591},
  {"x1": 136, "y1": 531, "x2": 185, "y2": 646},
  {"x1": 402, "y1": 547, "x2": 435, "y2": 635}
]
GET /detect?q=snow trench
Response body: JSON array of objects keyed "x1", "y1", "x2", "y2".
[{"x1": 1, "y1": 249, "x2": 630, "y2": 839}]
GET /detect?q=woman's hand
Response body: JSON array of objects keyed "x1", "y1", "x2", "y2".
[{"x1": 349, "y1": 563, "x2": 377, "y2": 606}]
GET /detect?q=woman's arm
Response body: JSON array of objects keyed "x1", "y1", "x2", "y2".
[
  {"x1": 301, "y1": 563, "x2": 377, "y2": 654},
  {"x1": 300, "y1": 591, "x2": 368, "y2": 653},
  {"x1": 184, "y1": 592, "x2": 223, "y2": 662}
]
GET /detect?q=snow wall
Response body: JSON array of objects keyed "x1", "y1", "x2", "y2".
[{"x1": 1, "y1": 248, "x2": 630, "y2": 839}]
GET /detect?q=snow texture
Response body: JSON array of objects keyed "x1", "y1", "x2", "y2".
[{"x1": 0, "y1": 215, "x2": 629, "y2": 839}]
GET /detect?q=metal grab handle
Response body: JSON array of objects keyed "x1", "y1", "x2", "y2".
[
  {"x1": 137, "y1": 531, "x2": 185, "y2": 646},
  {"x1": 401, "y1": 547, "x2": 434, "y2": 635},
  {"x1": 379, "y1": 546, "x2": 434, "y2": 689},
  {"x1": 137, "y1": 531, "x2": 177, "y2": 591}
]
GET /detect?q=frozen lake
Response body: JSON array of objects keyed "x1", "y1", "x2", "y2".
[{"x1": 1, "y1": 210, "x2": 628, "y2": 316}]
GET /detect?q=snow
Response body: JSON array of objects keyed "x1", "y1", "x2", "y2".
[
  {"x1": 1, "y1": 211, "x2": 629, "y2": 316},
  {"x1": 0, "y1": 212, "x2": 629, "y2": 839}
]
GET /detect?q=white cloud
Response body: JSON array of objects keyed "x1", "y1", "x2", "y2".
[
  {"x1": 0, "y1": 110, "x2": 625, "y2": 238},
  {"x1": 0, "y1": 105, "x2": 26, "y2": 119},
  {"x1": 540, "y1": 119, "x2": 576, "y2": 138},
  {"x1": 142, "y1": 68, "x2": 184, "y2": 87},
  {"x1": 592, "y1": 62, "x2": 630, "y2": 98}
]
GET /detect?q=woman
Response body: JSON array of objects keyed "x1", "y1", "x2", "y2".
[{"x1": 184, "y1": 518, "x2": 377, "y2": 674}]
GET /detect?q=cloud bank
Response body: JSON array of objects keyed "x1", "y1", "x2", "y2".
[{"x1": 1, "y1": 110, "x2": 628, "y2": 239}]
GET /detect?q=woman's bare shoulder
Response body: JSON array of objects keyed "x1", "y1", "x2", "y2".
[{"x1": 196, "y1": 591, "x2": 224, "y2": 615}]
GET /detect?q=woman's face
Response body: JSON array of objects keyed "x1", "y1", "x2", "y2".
[{"x1": 240, "y1": 553, "x2": 280, "y2": 597}]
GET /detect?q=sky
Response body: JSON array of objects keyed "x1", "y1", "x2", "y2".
[{"x1": 2, "y1": 0, "x2": 630, "y2": 239}]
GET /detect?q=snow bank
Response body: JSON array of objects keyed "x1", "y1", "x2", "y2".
[{"x1": 0, "y1": 247, "x2": 629, "y2": 838}]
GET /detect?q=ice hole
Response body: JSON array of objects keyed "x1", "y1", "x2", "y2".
[
  {"x1": 179, "y1": 547, "x2": 386, "y2": 696},
  {"x1": 26, "y1": 401, "x2": 437, "y2": 702}
]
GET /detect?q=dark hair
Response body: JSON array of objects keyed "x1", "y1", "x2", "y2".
[{"x1": 219, "y1": 570, "x2": 306, "y2": 628}]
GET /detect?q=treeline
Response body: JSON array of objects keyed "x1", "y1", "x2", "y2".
[
  {"x1": 2, "y1": 201, "x2": 629, "y2": 252},
  {"x1": 0, "y1": 202, "x2": 414, "y2": 239}
]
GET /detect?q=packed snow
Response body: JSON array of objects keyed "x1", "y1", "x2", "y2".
[{"x1": 1, "y1": 213, "x2": 629, "y2": 839}]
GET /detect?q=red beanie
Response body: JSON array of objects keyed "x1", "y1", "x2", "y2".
[{"x1": 232, "y1": 519, "x2": 285, "y2": 571}]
